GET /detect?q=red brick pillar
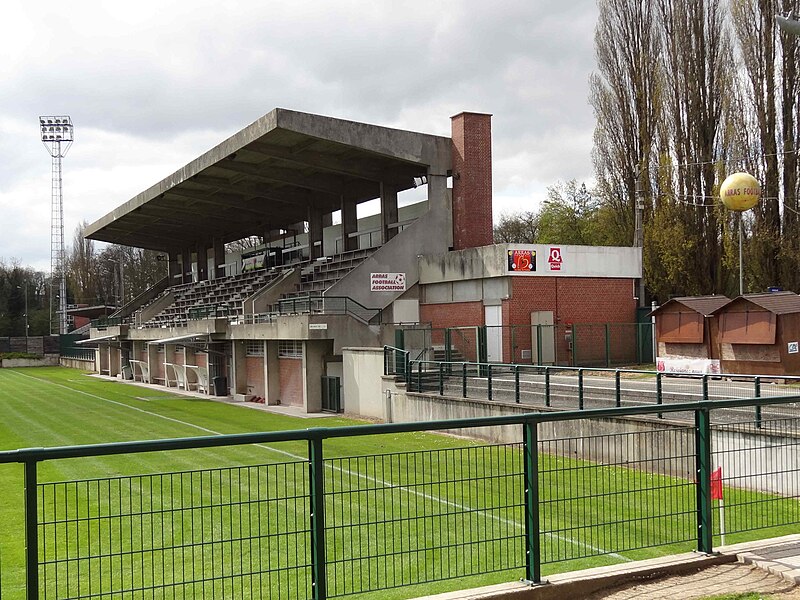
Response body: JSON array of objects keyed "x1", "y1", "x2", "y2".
[{"x1": 451, "y1": 112, "x2": 493, "y2": 250}]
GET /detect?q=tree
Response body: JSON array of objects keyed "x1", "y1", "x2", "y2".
[
  {"x1": 537, "y1": 181, "x2": 600, "y2": 245},
  {"x1": 590, "y1": 0, "x2": 662, "y2": 249},
  {"x1": 494, "y1": 211, "x2": 538, "y2": 243},
  {"x1": 66, "y1": 221, "x2": 99, "y2": 305}
]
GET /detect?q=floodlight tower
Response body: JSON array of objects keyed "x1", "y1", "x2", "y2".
[{"x1": 39, "y1": 115, "x2": 74, "y2": 335}]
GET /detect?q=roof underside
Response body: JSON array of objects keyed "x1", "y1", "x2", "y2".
[{"x1": 84, "y1": 108, "x2": 452, "y2": 251}]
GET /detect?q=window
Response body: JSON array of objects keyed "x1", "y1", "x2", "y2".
[
  {"x1": 719, "y1": 311, "x2": 776, "y2": 344},
  {"x1": 279, "y1": 340, "x2": 302, "y2": 358},
  {"x1": 657, "y1": 312, "x2": 703, "y2": 344},
  {"x1": 246, "y1": 341, "x2": 264, "y2": 356}
]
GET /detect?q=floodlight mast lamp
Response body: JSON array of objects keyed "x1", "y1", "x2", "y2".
[{"x1": 39, "y1": 115, "x2": 74, "y2": 335}]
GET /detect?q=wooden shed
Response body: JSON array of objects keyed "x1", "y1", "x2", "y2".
[
  {"x1": 711, "y1": 291, "x2": 800, "y2": 376},
  {"x1": 651, "y1": 295, "x2": 731, "y2": 373}
]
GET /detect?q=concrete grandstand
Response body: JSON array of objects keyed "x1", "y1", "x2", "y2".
[{"x1": 84, "y1": 108, "x2": 641, "y2": 412}]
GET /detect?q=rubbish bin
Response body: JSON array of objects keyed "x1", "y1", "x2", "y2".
[
  {"x1": 121, "y1": 365, "x2": 132, "y2": 380},
  {"x1": 212, "y1": 376, "x2": 228, "y2": 396}
]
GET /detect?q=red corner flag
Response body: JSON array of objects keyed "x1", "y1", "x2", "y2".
[{"x1": 711, "y1": 466, "x2": 724, "y2": 500}]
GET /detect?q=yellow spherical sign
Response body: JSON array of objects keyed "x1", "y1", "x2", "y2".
[{"x1": 720, "y1": 172, "x2": 760, "y2": 212}]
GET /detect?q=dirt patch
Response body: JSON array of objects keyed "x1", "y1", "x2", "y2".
[{"x1": 586, "y1": 563, "x2": 800, "y2": 599}]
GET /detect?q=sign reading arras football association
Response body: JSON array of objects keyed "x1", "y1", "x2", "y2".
[{"x1": 370, "y1": 272, "x2": 406, "y2": 292}]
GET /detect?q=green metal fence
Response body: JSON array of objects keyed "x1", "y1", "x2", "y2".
[
  {"x1": 394, "y1": 323, "x2": 655, "y2": 368},
  {"x1": 1, "y1": 396, "x2": 800, "y2": 599},
  {"x1": 393, "y1": 354, "x2": 800, "y2": 423}
]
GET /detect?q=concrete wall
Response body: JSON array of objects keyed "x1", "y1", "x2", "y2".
[
  {"x1": 419, "y1": 244, "x2": 642, "y2": 284},
  {"x1": 2, "y1": 356, "x2": 61, "y2": 368},
  {"x1": 60, "y1": 356, "x2": 97, "y2": 370},
  {"x1": 326, "y1": 185, "x2": 453, "y2": 311},
  {"x1": 380, "y1": 386, "x2": 799, "y2": 494},
  {"x1": 343, "y1": 347, "x2": 386, "y2": 418}
]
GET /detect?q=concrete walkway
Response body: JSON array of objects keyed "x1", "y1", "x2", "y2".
[
  {"x1": 415, "y1": 534, "x2": 800, "y2": 600},
  {"x1": 88, "y1": 374, "x2": 337, "y2": 419}
]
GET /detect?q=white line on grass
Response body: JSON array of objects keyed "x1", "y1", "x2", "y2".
[{"x1": 10, "y1": 369, "x2": 629, "y2": 562}]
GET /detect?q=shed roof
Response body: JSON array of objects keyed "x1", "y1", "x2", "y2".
[
  {"x1": 715, "y1": 291, "x2": 800, "y2": 315},
  {"x1": 649, "y1": 295, "x2": 731, "y2": 317}
]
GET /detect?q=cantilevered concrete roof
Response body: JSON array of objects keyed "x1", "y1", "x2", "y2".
[{"x1": 85, "y1": 108, "x2": 452, "y2": 251}]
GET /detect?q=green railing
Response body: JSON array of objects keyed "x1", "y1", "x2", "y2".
[
  {"x1": 394, "y1": 357, "x2": 800, "y2": 422},
  {"x1": 59, "y1": 347, "x2": 96, "y2": 361},
  {"x1": 89, "y1": 316, "x2": 126, "y2": 329},
  {"x1": 272, "y1": 296, "x2": 382, "y2": 324},
  {"x1": 187, "y1": 303, "x2": 231, "y2": 320},
  {"x1": 1, "y1": 395, "x2": 800, "y2": 599}
]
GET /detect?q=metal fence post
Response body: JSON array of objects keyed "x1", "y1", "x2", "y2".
[
  {"x1": 695, "y1": 408, "x2": 713, "y2": 554},
  {"x1": 515, "y1": 366, "x2": 521, "y2": 404},
  {"x1": 656, "y1": 372, "x2": 663, "y2": 419},
  {"x1": 544, "y1": 367, "x2": 551, "y2": 408},
  {"x1": 615, "y1": 370, "x2": 621, "y2": 407},
  {"x1": 445, "y1": 328, "x2": 453, "y2": 363},
  {"x1": 417, "y1": 361, "x2": 423, "y2": 393},
  {"x1": 578, "y1": 369, "x2": 584, "y2": 410},
  {"x1": 487, "y1": 364, "x2": 493, "y2": 402},
  {"x1": 536, "y1": 325, "x2": 542, "y2": 367},
  {"x1": 308, "y1": 438, "x2": 328, "y2": 600},
  {"x1": 571, "y1": 325, "x2": 577, "y2": 367},
  {"x1": 523, "y1": 420, "x2": 541, "y2": 583},
  {"x1": 462, "y1": 362, "x2": 468, "y2": 398},
  {"x1": 702, "y1": 375, "x2": 709, "y2": 402},
  {"x1": 438, "y1": 363, "x2": 444, "y2": 396},
  {"x1": 24, "y1": 460, "x2": 39, "y2": 600},
  {"x1": 754, "y1": 377, "x2": 762, "y2": 428},
  {"x1": 605, "y1": 323, "x2": 611, "y2": 367}
]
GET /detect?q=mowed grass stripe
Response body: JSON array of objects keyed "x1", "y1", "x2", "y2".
[
  {"x1": 7, "y1": 373, "x2": 631, "y2": 561},
  {"x1": 7, "y1": 369, "x2": 627, "y2": 561}
]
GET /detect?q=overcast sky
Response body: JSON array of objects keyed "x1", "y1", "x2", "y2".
[{"x1": 1, "y1": 0, "x2": 599, "y2": 271}]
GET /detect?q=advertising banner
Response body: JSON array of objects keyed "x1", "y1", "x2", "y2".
[
  {"x1": 656, "y1": 357, "x2": 721, "y2": 375},
  {"x1": 370, "y1": 272, "x2": 406, "y2": 292}
]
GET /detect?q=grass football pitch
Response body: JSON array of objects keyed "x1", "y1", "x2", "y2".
[{"x1": 0, "y1": 367, "x2": 796, "y2": 599}]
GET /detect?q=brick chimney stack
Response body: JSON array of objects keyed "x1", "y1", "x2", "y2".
[{"x1": 451, "y1": 112, "x2": 493, "y2": 250}]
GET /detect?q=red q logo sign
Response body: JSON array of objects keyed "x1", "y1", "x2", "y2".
[{"x1": 548, "y1": 247, "x2": 562, "y2": 271}]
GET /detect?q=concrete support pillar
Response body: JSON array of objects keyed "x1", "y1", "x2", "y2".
[
  {"x1": 303, "y1": 340, "x2": 328, "y2": 413},
  {"x1": 182, "y1": 248, "x2": 194, "y2": 284},
  {"x1": 265, "y1": 340, "x2": 281, "y2": 405},
  {"x1": 108, "y1": 345, "x2": 120, "y2": 378},
  {"x1": 168, "y1": 252, "x2": 181, "y2": 284},
  {"x1": 341, "y1": 196, "x2": 358, "y2": 252},
  {"x1": 308, "y1": 206, "x2": 323, "y2": 260},
  {"x1": 380, "y1": 182, "x2": 399, "y2": 244},
  {"x1": 213, "y1": 238, "x2": 225, "y2": 279},
  {"x1": 451, "y1": 112, "x2": 493, "y2": 250},
  {"x1": 197, "y1": 246, "x2": 209, "y2": 282},
  {"x1": 147, "y1": 343, "x2": 160, "y2": 387},
  {"x1": 232, "y1": 340, "x2": 247, "y2": 395}
]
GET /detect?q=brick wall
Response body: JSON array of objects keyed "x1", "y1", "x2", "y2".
[
  {"x1": 506, "y1": 277, "x2": 637, "y2": 364},
  {"x1": 279, "y1": 358, "x2": 303, "y2": 407},
  {"x1": 451, "y1": 112, "x2": 493, "y2": 250},
  {"x1": 246, "y1": 356, "x2": 265, "y2": 397},
  {"x1": 420, "y1": 301, "x2": 485, "y2": 329}
]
